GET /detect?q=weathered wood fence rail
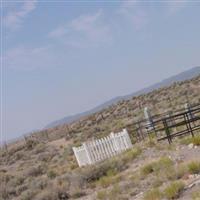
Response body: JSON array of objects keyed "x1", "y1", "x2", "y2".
[{"x1": 73, "y1": 129, "x2": 133, "y2": 167}]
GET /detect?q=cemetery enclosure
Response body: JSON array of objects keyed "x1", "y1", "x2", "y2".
[
  {"x1": 128, "y1": 103, "x2": 200, "y2": 144},
  {"x1": 72, "y1": 129, "x2": 133, "y2": 167},
  {"x1": 73, "y1": 103, "x2": 200, "y2": 167}
]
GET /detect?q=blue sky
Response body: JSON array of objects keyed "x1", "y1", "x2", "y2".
[{"x1": 1, "y1": 0, "x2": 200, "y2": 142}]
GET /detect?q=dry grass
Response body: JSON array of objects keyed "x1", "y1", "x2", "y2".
[
  {"x1": 143, "y1": 188, "x2": 162, "y2": 200},
  {"x1": 180, "y1": 135, "x2": 200, "y2": 146},
  {"x1": 192, "y1": 190, "x2": 200, "y2": 200},
  {"x1": 163, "y1": 181, "x2": 185, "y2": 200},
  {"x1": 188, "y1": 161, "x2": 200, "y2": 174}
]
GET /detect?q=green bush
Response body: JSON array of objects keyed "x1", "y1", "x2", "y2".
[
  {"x1": 192, "y1": 135, "x2": 200, "y2": 146},
  {"x1": 63, "y1": 145, "x2": 74, "y2": 158},
  {"x1": 121, "y1": 147, "x2": 142, "y2": 163},
  {"x1": 25, "y1": 165, "x2": 45, "y2": 177},
  {"x1": 20, "y1": 190, "x2": 36, "y2": 200},
  {"x1": 141, "y1": 162, "x2": 156, "y2": 175},
  {"x1": 98, "y1": 174, "x2": 121, "y2": 188},
  {"x1": 188, "y1": 161, "x2": 200, "y2": 174},
  {"x1": 97, "y1": 191, "x2": 107, "y2": 200},
  {"x1": 143, "y1": 188, "x2": 162, "y2": 200},
  {"x1": 192, "y1": 190, "x2": 200, "y2": 200},
  {"x1": 180, "y1": 135, "x2": 200, "y2": 146},
  {"x1": 71, "y1": 190, "x2": 86, "y2": 199},
  {"x1": 141, "y1": 157, "x2": 173, "y2": 176},
  {"x1": 157, "y1": 157, "x2": 173, "y2": 169},
  {"x1": 47, "y1": 170, "x2": 57, "y2": 179},
  {"x1": 164, "y1": 181, "x2": 185, "y2": 199},
  {"x1": 175, "y1": 164, "x2": 187, "y2": 179},
  {"x1": 146, "y1": 137, "x2": 156, "y2": 147},
  {"x1": 107, "y1": 184, "x2": 121, "y2": 200}
]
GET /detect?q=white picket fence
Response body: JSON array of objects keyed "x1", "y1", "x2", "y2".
[{"x1": 72, "y1": 129, "x2": 133, "y2": 167}]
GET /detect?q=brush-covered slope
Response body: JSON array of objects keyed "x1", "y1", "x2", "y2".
[
  {"x1": 46, "y1": 66, "x2": 200, "y2": 128},
  {"x1": 0, "y1": 75, "x2": 200, "y2": 200}
]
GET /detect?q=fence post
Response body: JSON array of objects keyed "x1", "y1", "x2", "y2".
[
  {"x1": 163, "y1": 119, "x2": 172, "y2": 144},
  {"x1": 91, "y1": 140, "x2": 98, "y2": 163},
  {"x1": 144, "y1": 107, "x2": 153, "y2": 131},
  {"x1": 110, "y1": 132, "x2": 118, "y2": 152},
  {"x1": 83, "y1": 142, "x2": 93, "y2": 165},
  {"x1": 99, "y1": 138, "x2": 106, "y2": 160},
  {"x1": 185, "y1": 103, "x2": 194, "y2": 120},
  {"x1": 185, "y1": 113, "x2": 194, "y2": 137},
  {"x1": 72, "y1": 147, "x2": 82, "y2": 167},
  {"x1": 123, "y1": 129, "x2": 133, "y2": 148},
  {"x1": 108, "y1": 135, "x2": 115, "y2": 156}
]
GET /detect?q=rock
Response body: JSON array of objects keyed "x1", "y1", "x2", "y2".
[
  {"x1": 188, "y1": 174, "x2": 200, "y2": 179},
  {"x1": 58, "y1": 192, "x2": 70, "y2": 200},
  {"x1": 186, "y1": 179, "x2": 200, "y2": 190},
  {"x1": 188, "y1": 143, "x2": 194, "y2": 149}
]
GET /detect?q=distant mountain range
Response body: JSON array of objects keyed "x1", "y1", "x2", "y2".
[{"x1": 46, "y1": 66, "x2": 200, "y2": 128}]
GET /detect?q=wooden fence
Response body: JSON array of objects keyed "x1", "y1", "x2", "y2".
[{"x1": 72, "y1": 129, "x2": 133, "y2": 167}]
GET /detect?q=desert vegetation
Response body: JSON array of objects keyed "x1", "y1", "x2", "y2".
[{"x1": 0, "y1": 75, "x2": 200, "y2": 200}]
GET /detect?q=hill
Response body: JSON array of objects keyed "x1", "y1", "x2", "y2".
[
  {"x1": 0, "y1": 73, "x2": 200, "y2": 200},
  {"x1": 46, "y1": 66, "x2": 200, "y2": 128}
]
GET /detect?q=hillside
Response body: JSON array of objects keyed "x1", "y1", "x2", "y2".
[
  {"x1": 0, "y1": 74, "x2": 200, "y2": 200},
  {"x1": 46, "y1": 66, "x2": 200, "y2": 128}
]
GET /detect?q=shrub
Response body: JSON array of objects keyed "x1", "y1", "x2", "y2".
[
  {"x1": 143, "y1": 188, "x2": 162, "y2": 200},
  {"x1": 71, "y1": 190, "x2": 86, "y2": 199},
  {"x1": 107, "y1": 184, "x2": 121, "y2": 200},
  {"x1": 30, "y1": 177, "x2": 47, "y2": 190},
  {"x1": 98, "y1": 176, "x2": 113, "y2": 188},
  {"x1": 175, "y1": 164, "x2": 187, "y2": 179},
  {"x1": 97, "y1": 191, "x2": 107, "y2": 200},
  {"x1": 157, "y1": 157, "x2": 173, "y2": 169},
  {"x1": 164, "y1": 181, "x2": 185, "y2": 199},
  {"x1": 188, "y1": 161, "x2": 200, "y2": 174},
  {"x1": 146, "y1": 138, "x2": 156, "y2": 147},
  {"x1": 35, "y1": 189, "x2": 57, "y2": 200},
  {"x1": 141, "y1": 157, "x2": 173, "y2": 176},
  {"x1": 98, "y1": 173, "x2": 121, "y2": 188},
  {"x1": 20, "y1": 190, "x2": 36, "y2": 200},
  {"x1": 77, "y1": 157, "x2": 127, "y2": 183},
  {"x1": 34, "y1": 185, "x2": 70, "y2": 200},
  {"x1": 180, "y1": 136, "x2": 192, "y2": 145},
  {"x1": 192, "y1": 135, "x2": 200, "y2": 146},
  {"x1": 192, "y1": 190, "x2": 200, "y2": 200},
  {"x1": 9, "y1": 175, "x2": 25, "y2": 187},
  {"x1": 25, "y1": 165, "x2": 45, "y2": 177},
  {"x1": 25, "y1": 139, "x2": 38, "y2": 150},
  {"x1": 0, "y1": 184, "x2": 9, "y2": 200},
  {"x1": 15, "y1": 184, "x2": 28, "y2": 196},
  {"x1": 15, "y1": 152, "x2": 26, "y2": 160},
  {"x1": 47, "y1": 170, "x2": 57, "y2": 179},
  {"x1": 180, "y1": 135, "x2": 200, "y2": 146},
  {"x1": 34, "y1": 144, "x2": 46, "y2": 154},
  {"x1": 121, "y1": 147, "x2": 142, "y2": 163},
  {"x1": 63, "y1": 145, "x2": 74, "y2": 158},
  {"x1": 141, "y1": 162, "x2": 156, "y2": 175}
]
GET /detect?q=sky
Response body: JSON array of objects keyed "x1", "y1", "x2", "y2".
[{"x1": 1, "y1": 0, "x2": 200, "y2": 143}]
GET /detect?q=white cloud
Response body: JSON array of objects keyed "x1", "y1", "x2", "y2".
[
  {"x1": 4, "y1": 0, "x2": 37, "y2": 30},
  {"x1": 3, "y1": 45, "x2": 58, "y2": 70},
  {"x1": 118, "y1": 1, "x2": 148, "y2": 31},
  {"x1": 49, "y1": 10, "x2": 113, "y2": 48}
]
